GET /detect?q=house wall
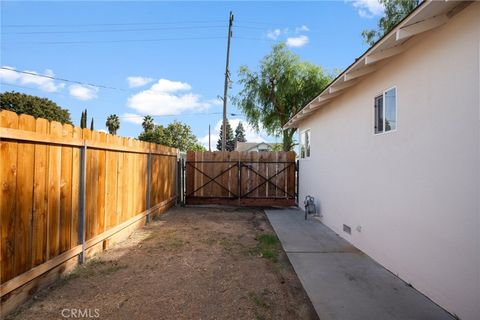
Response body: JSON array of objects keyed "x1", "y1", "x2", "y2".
[{"x1": 297, "y1": 3, "x2": 480, "y2": 319}]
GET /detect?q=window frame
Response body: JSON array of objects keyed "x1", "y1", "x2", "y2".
[
  {"x1": 373, "y1": 86, "x2": 397, "y2": 135},
  {"x1": 299, "y1": 128, "x2": 311, "y2": 159}
]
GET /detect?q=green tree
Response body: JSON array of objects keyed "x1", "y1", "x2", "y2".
[
  {"x1": 0, "y1": 91, "x2": 72, "y2": 124},
  {"x1": 362, "y1": 0, "x2": 419, "y2": 46},
  {"x1": 139, "y1": 120, "x2": 205, "y2": 152},
  {"x1": 142, "y1": 115, "x2": 155, "y2": 132},
  {"x1": 216, "y1": 119, "x2": 235, "y2": 151},
  {"x1": 105, "y1": 114, "x2": 120, "y2": 135},
  {"x1": 80, "y1": 109, "x2": 87, "y2": 129},
  {"x1": 235, "y1": 43, "x2": 332, "y2": 151},
  {"x1": 90, "y1": 118, "x2": 94, "y2": 130},
  {"x1": 235, "y1": 122, "x2": 247, "y2": 144}
]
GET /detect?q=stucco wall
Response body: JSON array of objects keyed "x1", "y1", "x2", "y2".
[{"x1": 297, "y1": 4, "x2": 480, "y2": 319}]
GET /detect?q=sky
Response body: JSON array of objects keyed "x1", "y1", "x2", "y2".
[{"x1": 0, "y1": 0, "x2": 383, "y2": 149}]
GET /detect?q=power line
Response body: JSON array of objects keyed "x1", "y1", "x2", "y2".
[
  {"x1": 2, "y1": 25, "x2": 227, "y2": 35},
  {"x1": 0, "y1": 82, "x2": 69, "y2": 95},
  {"x1": 0, "y1": 67, "x2": 129, "y2": 91},
  {"x1": 2, "y1": 20, "x2": 226, "y2": 28},
  {"x1": 4, "y1": 36, "x2": 226, "y2": 45}
]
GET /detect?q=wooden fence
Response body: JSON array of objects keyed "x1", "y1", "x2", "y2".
[
  {"x1": 0, "y1": 110, "x2": 178, "y2": 315},
  {"x1": 185, "y1": 151, "x2": 296, "y2": 206}
]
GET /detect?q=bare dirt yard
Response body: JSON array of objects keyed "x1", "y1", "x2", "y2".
[{"x1": 7, "y1": 206, "x2": 318, "y2": 320}]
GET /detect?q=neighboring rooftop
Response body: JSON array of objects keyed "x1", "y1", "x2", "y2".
[{"x1": 235, "y1": 142, "x2": 279, "y2": 152}]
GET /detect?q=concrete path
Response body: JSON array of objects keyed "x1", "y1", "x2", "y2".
[{"x1": 265, "y1": 209, "x2": 454, "y2": 320}]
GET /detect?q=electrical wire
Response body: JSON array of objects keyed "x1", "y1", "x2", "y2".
[
  {"x1": 4, "y1": 36, "x2": 226, "y2": 45},
  {"x1": 0, "y1": 67, "x2": 129, "y2": 91},
  {"x1": 2, "y1": 25, "x2": 227, "y2": 35},
  {"x1": 2, "y1": 20, "x2": 226, "y2": 28}
]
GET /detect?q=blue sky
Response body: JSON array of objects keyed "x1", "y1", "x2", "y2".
[{"x1": 0, "y1": 0, "x2": 382, "y2": 148}]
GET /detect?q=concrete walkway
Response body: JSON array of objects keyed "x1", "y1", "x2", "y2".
[{"x1": 265, "y1": 209, "x2": 453, "y2": 320}]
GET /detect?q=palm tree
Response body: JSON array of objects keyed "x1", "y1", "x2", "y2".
[
  {"x1": 142, "y1": 115, "x2": 155, "y2": 132},
  {"x1": 106, "y1": 114, "x2": 120, "y2": 135}
]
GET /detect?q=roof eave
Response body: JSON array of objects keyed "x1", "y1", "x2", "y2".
[{"x1": 284, "y1": 0, "x2": 465, "y2": 130}]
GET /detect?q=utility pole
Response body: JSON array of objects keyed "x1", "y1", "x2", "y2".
[{"x1": 222, "y1": 11, "x2": 234, "y2": 151}]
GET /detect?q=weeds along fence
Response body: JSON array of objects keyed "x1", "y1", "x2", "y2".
[{"x1": 0, "y1": 110, "x2": 178, "y2": 315}]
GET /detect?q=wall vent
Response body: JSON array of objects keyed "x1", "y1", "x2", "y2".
[{"x1": 343, "y1": 224, "x2": 351, "y2": 235}]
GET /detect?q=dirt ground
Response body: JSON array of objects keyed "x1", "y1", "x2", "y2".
[{"x1": 8, "y1": 206, "x2": 318, "y2": 320}]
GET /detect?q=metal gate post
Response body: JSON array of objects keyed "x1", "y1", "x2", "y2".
[
  {"x1": 181, "y1": 158, "x2": 185, "y2": 206},
  {"x1": 296, "y1": 159, "x2": 300, "y2": 207},
  {"x1": 78, "y1": 141, "x2": 87, "y2": 264}
]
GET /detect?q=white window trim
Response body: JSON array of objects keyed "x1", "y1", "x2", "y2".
[
  {"x1": 299, "y1": 128, "x2": 311, "y2": 159},
  {"x1": 373, "y1": 86, "x2": 397, "y2": 135}
]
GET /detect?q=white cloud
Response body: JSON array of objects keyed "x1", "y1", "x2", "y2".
[
  {"x1": 295, "y1": 25, "x2": 310, "y2": 33},
  {"x1": 0, "y1": 66, "x2": 65, "y2": 92},
  {"x1": 267, "y1": 29, "x2": 282, "y2": 40},
  {"x1": 198, "y1": 118, "x2": 268, "y2": 150},
  {"x1": 69, "y1": 84, "x2": 98, "y2": 100},
  {"x1": 266, "y1": 26, "x2": 309, "y2": 46},
  {"x1": 127, "y1": 78, "x2": 210, "y2": 116},
  {"x1": 127, "y1": 76, "x2": 154, "y2": 88},
  {"x1": 286, "y1": 35, "x2": 309, "y2": 48},
  {"x1": 150, "y1": 79, "x2": 191, "y2": 93},
  {"x1": 121, "y1": 112, "x2": 144, "y2": 125},
  {"x1": 350, "y1": 0, "x2": 384, "y2": 18}
]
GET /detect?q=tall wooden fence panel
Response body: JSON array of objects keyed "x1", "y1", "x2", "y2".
[
  {"x1": 0, "y1": 110, "x2": 178, "y2": 316},
  {"x1": 185, "y1": 150, "x2": 296, "y2": 207}
]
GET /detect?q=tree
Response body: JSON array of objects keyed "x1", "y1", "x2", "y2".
[
  {"x1": 216, "y1": 119, "x2": 235, "y2": 151},
  {"x1": 235, "y1": 43, "x2": 332, "y2": 151},
  {"x1": 142, "y1": 115, "x2": 155, "y2": 132},
  {"x1": 105, "y1": 114, "x2": 120, "y2": 135},
  {"x1": 0, "y1": 91, "x2": 72, "y2": 124},
  {"x1": 80, "y1": 109, "x2": 87, "y2": 129},
  {"x1": 90, "y1": 118, "x2": 94, "y2": 130},
  {"x1": 138, "y1": 120, "x2": 205, "y2": 152},
  {"x1": 235, "y1": 122, "x2": 247, "y2": 144},
  {"x1": 362, "y1": 0, "x2": 419, "y2": 46}
]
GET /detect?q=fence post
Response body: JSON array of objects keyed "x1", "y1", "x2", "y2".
[
  {"x1": 181, "y1": 158, "x2": 185, "y2": 205},
  {"x1": 175, "y1": 157, "x2": 179, "y2": 206},
  {"x1": 146, "y1": 152, "x2": 152, "y2": 224},
  {"x1": 78, "y1": 141, "x2": 87, "y2": 264}
]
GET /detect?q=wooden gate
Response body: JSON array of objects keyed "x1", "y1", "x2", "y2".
[{"x1": 184, "y1": 151, "x2": 297, "y2": 206}]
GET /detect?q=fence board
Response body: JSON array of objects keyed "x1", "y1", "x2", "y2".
[
  {"x1": 71, "y1": 127, "x2": 82, "y2": 247},
  {"x1": 0, "y1": 110, "x2": 178, "y2": 314},
  {"x1": 96, "y1": 132, "x2": 107, "y2": 235},
  {"x1": 287, "y1": 151, "x2": 296, "y2": 199},
  {"x1": 59, "y1": 124, "x2": 73, "y2": 254},
  {"x1": 14, "y1": 115, "x2": 36, "y2": 276},
  {"x1": 105, "y1": 134, "x2": 118, "y2": 230},
  {"x1": 1, "y1": 111, "x2": 19, "y2": 282},
  {"x1": 47, "y1": 121, "x2": 62, "y2": 259},
  {"x1": 32, "y1": 118, "x2": 49, "y2": 267}
]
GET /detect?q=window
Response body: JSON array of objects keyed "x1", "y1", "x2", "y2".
[
  {"x1": 300, "y1": 129, "x2": 311, "y2": 158},
  {"x1": 374, "y1": 87, "x2": 396, "y2": 134}
]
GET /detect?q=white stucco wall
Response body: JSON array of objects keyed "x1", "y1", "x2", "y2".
[{"x1": 297, "y1": 4, "x2": 480, "y2": 319}]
